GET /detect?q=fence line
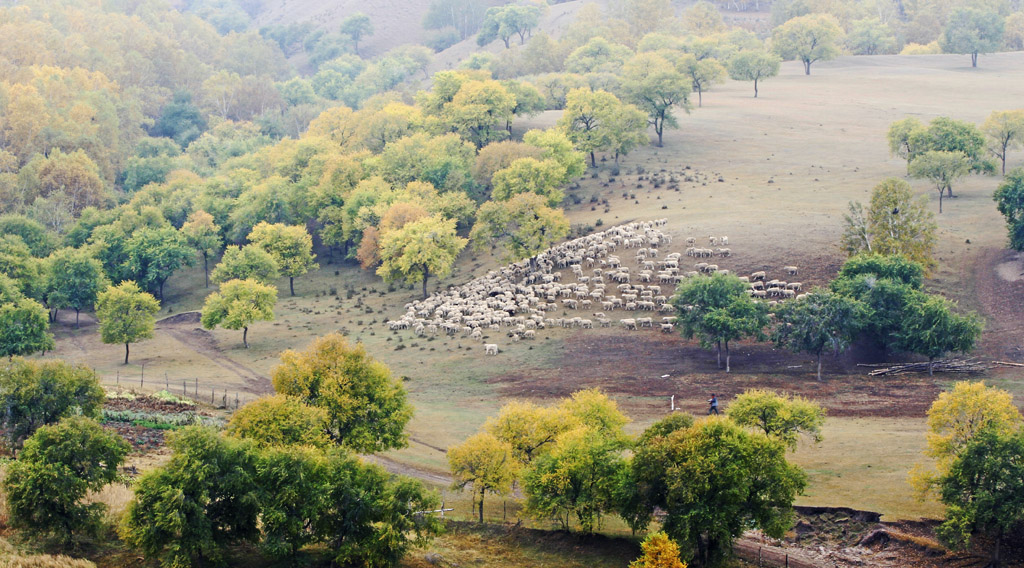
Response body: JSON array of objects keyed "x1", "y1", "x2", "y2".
[{"x1": 99, "y1": 369, "x2": 262, "y2": 410}]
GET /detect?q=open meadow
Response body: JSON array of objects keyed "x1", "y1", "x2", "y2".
[{"x1": 48, "y1": 52, "x2": 1024, "y2": 523}]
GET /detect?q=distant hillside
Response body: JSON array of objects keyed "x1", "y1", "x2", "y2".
[{"x1": 252, "y1": 0, "x2": 435, "y2": 57}]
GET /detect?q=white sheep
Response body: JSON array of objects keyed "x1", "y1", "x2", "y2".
[{"x1": 484, "y1": 344, "x2": 499, "y2": 355}]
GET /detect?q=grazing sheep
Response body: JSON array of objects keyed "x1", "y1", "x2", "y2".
[
  {"x1": 784, "y1": 266, "x2": 798, "y2": 275},
  {"x1": 620, "y1": 318, "x2": 638, "y2": 330},
  {"x1": 523, "y1": 330, "x2": 535, "y2": 339},
  {"x1": 751, "y1": 271, "x2": 766, "y2": 281},
  {"x1": 660, "y1": 323, "x2": 675, "y2": 333},
  {"x1": 721, "y1": 236, "x2": 729, "y2": 245},
  {"x1": 484, "y1": 344, "x2": 499, "y2": 355}
]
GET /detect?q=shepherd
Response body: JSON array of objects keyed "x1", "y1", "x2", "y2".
[{"x1": 708, "y1": 393, "x2": 719, "y2": 415}]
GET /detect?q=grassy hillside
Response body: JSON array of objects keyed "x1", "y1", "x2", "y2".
[{"x1": 45, "y1": 52, "x2": 1024, "y2": 521}]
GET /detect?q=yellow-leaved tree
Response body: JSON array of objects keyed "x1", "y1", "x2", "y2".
[
  {"x1": 376, "y1": 215, "x2": 466, "y2": 299},
  {"x1": 630, "y1": 532, "x2": 687, "y2": 568},
  {"x1": 911, "y1": 381, "x2": 1023, "y2": 496},
  {"x1": 447, "y1": 432, "x2": 518, "y2": 523}
]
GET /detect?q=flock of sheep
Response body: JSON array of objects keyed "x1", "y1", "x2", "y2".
[{"x1": 386, "y1": 220, "x2": 804, "y2": 354}]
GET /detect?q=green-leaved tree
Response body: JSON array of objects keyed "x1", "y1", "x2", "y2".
[
  {"x1": 200, "y1": 279, "x2": 277, "y2": 348},
  {"x1": 95, "y1": 281, "x2": 160, "y2": 365}
]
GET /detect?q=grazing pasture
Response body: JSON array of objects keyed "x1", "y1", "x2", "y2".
[{"x1": 47, "y1": 53, "x2": 1024, "y2": 521}]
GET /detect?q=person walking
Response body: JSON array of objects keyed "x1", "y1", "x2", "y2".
[{"x1": 708, "y1": 393, "x2": 719, "y2": 415}]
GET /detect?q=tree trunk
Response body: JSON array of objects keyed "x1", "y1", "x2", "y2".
[
  {"x1": 75, "y1": 309, "x2": 80, "y2": 328},
  {"x1": 203, "y1": 252, "x2": 209, "y2": 288},
  {"x1": 817, "y1": 351, "x2": 823, "y2": 381},
  {"x1": 716, "y1": 340, "x2": 722, "y2": 368},
  {"x1": 804, "y1": 59, "x2": 811, "y2": 75},
  {"x1": 938, "y1": 188, "x2": 944, "y2": 214},
  {"x1": 289, "y1": 276, "x2": 295, "y2": 296},
  {"x1": 590, "y1": 151, "x2": 596, "y2": 167},
  {"x1": 159, "y1": 280, "x2": 165, "y2": 302},
  {"x1": 994, "y1": 527, "x2": 1002, "y2": 568},
  {"x1": 724, "y1": 340, "x2": 731, "y2": 372},
  {"x1": 928, "y1": 357, "x2": 934, "y2": 376},
  {"x1": 697, "y1": 87, "x2": 703, "y2": 107},
  {"x1": 243, "y1": 326, "x2": 249, "y2": 349},
  {"x1": 422, "y1": 265, "x2": 430, "y2": 299},
  {"x1": 753, "y1": 78, "x2": 759, "y2": 98},
  {"x1": 656, "y1": 122, "x2": 664, "y2": 147},
  {"x1": 972, "y1": 52, "x2": 978, "y2": 67},
  {"x1": 124, "y1": 343, "x2": 130, "y2": 365},
  {"x1": 479, "y1": 487, "x2": 485, "y2": 523}
]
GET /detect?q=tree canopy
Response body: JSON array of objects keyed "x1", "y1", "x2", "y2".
[
  {"x1": 771, "y1": 14, "x2": 844, "y2": 75},
  {"x1": 994, "y1": 168, "x2": 1024, "y2": 251},
  {"x1": 940, "y1": 7, "x2": 1005, "y2": 67},
  {"x1": 671, "y1": 273, "x2": 769, "y2": 372},
  {"x1": 95, "y1": 281, "x2": 160, "y2": 365},
  {"x1": 841, "y1": 178, "x2": 937, "y2": 272},
  {"x1": 727, "y1": 50, "x2": 781, "y2": 98},
  {"x1": 200, "y1": 278, "x2": 277, "y2": 348},
  {"x1": 271, "y1": 333, "x2": 413, "y2": 453}
]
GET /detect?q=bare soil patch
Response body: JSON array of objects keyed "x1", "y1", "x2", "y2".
[{"x1": 489, "y1": 332, "x2": 942, "y2": 419}]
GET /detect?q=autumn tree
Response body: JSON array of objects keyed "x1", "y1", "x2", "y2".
[
  {"x1": 940, "y1": 7, "x2": 1005, "y2": 68},
  {"x1": 200, "y1": 279, "x2": 277, "y2": 348},
  {"x1": 271, "y1": 333, "x2": 413, "y2": 453},
  {"x1": 727, "y1": 50, "x2": 781, "y2": 98},
  {"x1": 124, "y1": 225, "x2": 194, "y2": 301},
  {"x1": 522, "y1": 128, "x2": 587, "y2": 183},
  {"x1": 248, "y1": 222, "x2": 318, "y2": 296},
  {"x1": 911, "y1": 381, "x2": 1023, "y2": 506},
  {"x1": 0, "y1": 359, "x2": 105, "y2": 449},
  {"x1": 937, "y1": 427, "x2": 1024, "y2": 568},
  {"x1": 898, "y1": 296, "x2": 983, "y2": 375},
  {"x1": 95, "y1": 281, "x2": 159, "y2": 365},
  {"x1": 841, "y1": 178, "x2": 937, "y2": 271},
  {"x1": 339, "y1": 13, "x2": 373, "y2": 55},
  {"x1": 558, "y1": 88, "x2": 647, "y2": 166},
  {"x1": 523, "y1": 426, "x2": 628, "y2": 533},
  {"x1": 846, "y1": 18, "x2": 896, "y2": 55},
  {"x1": 0, "y1": 215, "x2": 54, "y2": 258},
  {"x1": 626, "y1": 417, "x2": 806, "y2": 566},
  {"x1": 630, "y1": 532, "x2": 688, "y2": 568},
  {"x1": 441, "y1": 79, "x2": 517, "y2": 148},
  {"x1": 490, "y1": 158, "x2": 567, "y2": 206},
  {"x1": 484, "y1": 400, "x2": 577, "y2": 466},
  {"x1": 181, "y1": 210, "x2": 223, "y2": 288},
  {"x1": 909, "y1": 150, "x2": 970, "y2": 213},
  {"x1": 994, "y1": 168, "x2": 1024, "y2": 251},
  {"x1": 448, "y1": 432, "x2": 518, "y2": 523},
  {"x1": 5, "y1": 416, "x2": 130, "y2": 543},
  {"x1": 679, "y1": 54, "x2": 725, "y2": 108},
  {"x1": 377, "y1": 215, "x2": 466, "y2": 299},
  {"x1": 772, "y1": 290, "x2": 865, "y2": 380},
  {"x1": 621, "y1": 52, "x2": 692, "y2": 147},
  {"x1": 830, "y1": 254, "x2": 927, "y2": 350},
  {"x1": 0, "y1": 299, "x2": 54, "y2": 360},
  {"x1": 727, "y1": 389, "x2": 826, "y2": 450},
  {"x1": 211, "y1": 244, "x2": 280, "y2": 285},
  {"x1": 772, "y1": 14, "x2": 844, "y2": 75},
  {"x1": 477, "y1": 5, "x2": 541, "y2": 48},
  {"x1": 470, "y1": 193, "x2": 570, "y2": 264},
  {"x1": 671, "y1": 273, "x2": 769, "y2": 372},
  {"x1": 121, "y1": 427, "x2": 262, "y2": 568},
  {"x1": 227, "y1": 394, "x2": 330, "y2": 449},
  {"x1": 983, "y1": 110, "x2": 1024, "y2": 175}
]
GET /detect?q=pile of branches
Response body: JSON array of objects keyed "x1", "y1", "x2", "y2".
[{"x1": 859, "y1": 358, "x2": 988, "y2": 376}]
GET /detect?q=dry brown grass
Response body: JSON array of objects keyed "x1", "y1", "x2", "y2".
[
  {"x1": 83, "y1": 484, "x2": 134, "y2": 526},
  {"x1": 0, "y1": 538, "x2": 95, "y2": 568}
]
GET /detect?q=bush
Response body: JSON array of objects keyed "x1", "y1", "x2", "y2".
[
  {"x1": 0, "y1": 359, "x2": 105, "y2": 449},
  {"x1": 5, "y1": 417, "x2": 130, "y2": 544}
]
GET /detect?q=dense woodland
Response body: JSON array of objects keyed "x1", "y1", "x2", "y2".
[{"x1": 1, "y1": 0, "x2": 1024, "y2": 566}]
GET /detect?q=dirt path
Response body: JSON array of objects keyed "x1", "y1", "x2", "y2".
[
  {"x1": 973, "y1": 248, "x2": 1024, "y2": 363},
  {"x1": 156, "y1": 313, "x2": 273, "y2": 394}
]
